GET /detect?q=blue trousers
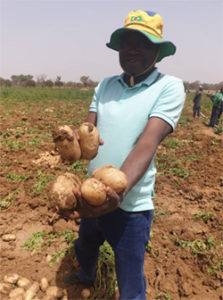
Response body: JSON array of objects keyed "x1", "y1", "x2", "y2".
[
  {"x1": 209, "y1": 106, "x2": 220, "y2": 127},
  {"x1": 74, "y1": 208, "x2": 154, "y2": 300}
]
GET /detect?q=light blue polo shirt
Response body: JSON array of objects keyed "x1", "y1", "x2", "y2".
[{"x1": 88, "y1": 68, "x2": 185, "y2": 212}]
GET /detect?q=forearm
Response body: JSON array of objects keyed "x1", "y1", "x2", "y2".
[
  {"x1": 120, "y1": 117, "x2": 172, "y2": 195},
  {"x1": 120, "y1": 142, "x2": 157, "y2": 194},
  {"x1": 85, "y1": 112, "x2": 97, "y2": 125},
  {"x1": 207, "y1": 94, "x2": 214, "y2": 102}
]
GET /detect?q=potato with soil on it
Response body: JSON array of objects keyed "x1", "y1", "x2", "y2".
[
  {"x1": 0, "y1": 282, "x2": 12, "y2": 295},
  {"x1": 92, "y1": 165, "x2": 128, "y2": 194},
  {"x1": 9, "y1": 287, "x2": 25, "y2": 299},
  {"x1": 52, "y1": 125, "x2": 81, "y2": 162},
  {"x1": 24, "y1": 282, "x2": 39, "y2": 300},
  {"x1": 46, "y1": 286, "x2": 64, "y2": 298},
  {"x1": 81, "y1": 178, "x2": 107, "y2": 206},
  {"x1": 3, "y1": 273, "x2": 19, "y2": 284},
  {"x1": 81, "y1": 288, "x2": 91, "y2": 299},
  {"x1": 2, "y1": 234, "x2": 16, "y2": 242},
  {"x1": 78, "y1": 122, "x2": 100, "y2": 160},
  {"x1": 49, "y1": 173, "x2": 81, "y2": 211},
  {"x1": 17, "y1": 277, "x2": 31, "y2": 289},
  {"x1": 40, "y1": 277, "x2": 49, "y2": 292}
]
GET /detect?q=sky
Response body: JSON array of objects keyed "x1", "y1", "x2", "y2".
[{"x1": 0, "y1": 0, "x2": 223, "y2": 84}]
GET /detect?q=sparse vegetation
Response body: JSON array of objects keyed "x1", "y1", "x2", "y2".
[
  {"x1": 172, "y1": 233, "x2": 216, "y2": 255},
  {"x1": 195, "y1": 211, "x2": 216, "y2": 223},
  {"x1": 34, "y1": 170, "x2": 55, "y2": 193},
  {"x1": 0, "y1": 189, "x2": 22, "y2": 209},
  {"x1": 162, "y1": 137, "x2": 182, "y2": 149},
  {"x1": 91, "y1": 241, "x2": 117, "y2": 300},
  {"x1": 21, "y1": 230, "x2": 76, "y2": 257},
  {"x1": 156, "y1": 292, "x2": 172, "y2": 300}
]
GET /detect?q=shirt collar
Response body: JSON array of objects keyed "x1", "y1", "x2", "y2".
[{"x1": 118, "y1": 68, "x2": 159, "y2": 88}]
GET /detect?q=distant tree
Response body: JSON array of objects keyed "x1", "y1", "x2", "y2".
[
  {"x1": 4, "y1": 79, "x2": 12, "y2": 87},
  {"x1": 11, "y1": 74, "x2": 34, "y2": 87},
  {"x1": 189, "y1": 81, "x2": 200, "y2": 90},
  {"x1": 43, "y1": 80, "x2": 54, "y2": 88},
  {"x1": 0, "y1": 77, "x2": 11, "y2": 87},
  {"x1": 216, "y1": 81, "x2": 223, "y2": 90},
  {"x1": 54, "y1": 76, "x2": 63, "y2": 87},
  {"x1": 183, "y1": 81, "x2": 190, "y2": 91},
  {"x1": 88, "y1": 79, "x2": 98, "y2": 88},
  {"x1": 11, "y1": 75, "x2": 20, "y2": 86},
  {"x1": 76, "y1": 82, "x2": 83, "y2": 88},
  {"x1": 80, "y1": 76, "x2": 90, "y2": 87},
  {"x1": 36, "y1": 74, "x2": 47, "y2": 87},
  {"x1": 201, "y1": 83, "x2": 210, "y2": 91},
  {"x1": 25, "y1": 80, "x2": 36, "y2": 87},
  {"x1": 65, "y1": 81, "x2": 76, "y2": 88}
]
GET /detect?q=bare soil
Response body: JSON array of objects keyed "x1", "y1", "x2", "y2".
[{"x1": 0, "y1": 100, "x2": 222, "y2": 300}]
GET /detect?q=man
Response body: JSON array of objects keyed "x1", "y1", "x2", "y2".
[
  {"x1": 193, "y1": 86, "x2": 203, "y2": 118},
  {"x1": 62, "y1": 10, "x2": 185, "y2": 300},
  {"x1": 207, "y1": 88, "x2": 223, "y2": 127}
]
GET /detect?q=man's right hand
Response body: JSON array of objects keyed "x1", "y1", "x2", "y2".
[{"x1": 59, "y1": 187, "x2": 124, "y2": 220}]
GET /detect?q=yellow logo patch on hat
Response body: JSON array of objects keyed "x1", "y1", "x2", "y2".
[{"x1": 124, "y1": 10, "x2": 163, "y2": 38}]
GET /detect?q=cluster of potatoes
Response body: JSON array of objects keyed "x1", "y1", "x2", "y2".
[
  {"x1": 0, "y1": 273, "x2": 67, "y2": 300},
  {"x1": 49, "y1": 123, "x2": 127, "y2": 210},
  {"x1": 52, "y1": 122, "x2": 100, "y2": 162}
]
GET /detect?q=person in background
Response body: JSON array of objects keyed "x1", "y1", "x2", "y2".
[
  {"x1": 217, "y1": 91, "x2": 223, "y2": 124},
  {"x1": 61, "y1": 10, "x2": 185, "y2": 300},
  {"x1": 193, "y1": 86, "x2": 203, "y2": 118},
  {"x1": 207, "y1": 88, "x2": 223, "y2": 127}
]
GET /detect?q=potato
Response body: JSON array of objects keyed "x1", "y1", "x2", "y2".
[
  {"x1": 4, "y1": 273, "x2": 19, "y2": 284},
  {"x1": 52, "y1": 125, "x2": 81, "y2": 162},
  {"x1": 46, "y1": 254, "x2": 53, "y2": 263},
  {"x1": 81, "y1": 178, "x2": 107, "y2": 206},
  {"x1": 92, "y1": 165, "x2": 127, "y2": 193},
  {"x1": 0, "y1": 282, "x2": 12, "y2": 295},
  {"x1": 49, "y1": 173, "x2": 81, "y2": 211},
  {"x1": 11, "y1": 295, "x2": 24, "y2": 300},
  {"x1": 46, "y1": 286, "x2": 64, "y2": 298},
  {"x1": 17, "y1": 277, "x2": 31, "y2": 289},
  {"x1": 24, "y1": 291, "x2": 36, "y2": 300},
  {"x1": 2, "y1": 234, "x2": 16, "y2": 241},
  {"x1": 9, "y1": 287, "x2": 24, "y2": 299},
  {"x1": 24, "y1": 282, "x2": 39, "y2": 300},
  {"x1": 81, "y1": 288, "x2": 91, "y2": 299},
  {"x1": 78, "y1": 122, "x2": 100, "y2": 160},
  {"x1": 42, "y1": 296, "x2": 57, "y2": 300},
  {"x1": 40, "y1": 277, "x2": 48, "y2": 292}
]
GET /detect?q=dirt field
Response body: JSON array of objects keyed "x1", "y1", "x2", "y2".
[{"x1": 0, "y1": 92, "x2": 222, "y2": 300}]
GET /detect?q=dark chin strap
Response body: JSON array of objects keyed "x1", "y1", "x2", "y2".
[{"x1": 127, "y1": 48, "x2": 161, "y2": 87}]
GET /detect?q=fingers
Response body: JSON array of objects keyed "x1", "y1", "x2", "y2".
[
  {"x1": 73, "y1": 129, "x2": 80, "y2": 141},
  {"x1": 73, "y1": 188, "x2": 81, "y2": 196},
  {"x1": 106, "y1": 186, "x2": 120, "y2": 200},
  {"x1": 58, "y1": 209, "x2": 80, "y2": 220},
  {"x1": 72, "y1": 211, "x2": 81, "y2": 219}
]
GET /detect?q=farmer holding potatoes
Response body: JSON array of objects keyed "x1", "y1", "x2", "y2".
[{"x1": 62, "y1": 10, "x2": 185, "y2": 299}]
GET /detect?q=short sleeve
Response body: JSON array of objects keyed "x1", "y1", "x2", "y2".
[
  {"x1": 89, "y1": 80, "x2": 104, "y2": 113},
  {"x1": 150, "y1": 78, "x2": 185, "y2": 130}
]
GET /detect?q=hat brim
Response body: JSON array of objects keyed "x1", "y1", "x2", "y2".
[{"x1": 106, "y1": 28, "x2": 176, "y2": 62}]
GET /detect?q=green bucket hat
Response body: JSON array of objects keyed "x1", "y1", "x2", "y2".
[{"x1": 106, "y1": 10, "x2": 176, "y2": 62}]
